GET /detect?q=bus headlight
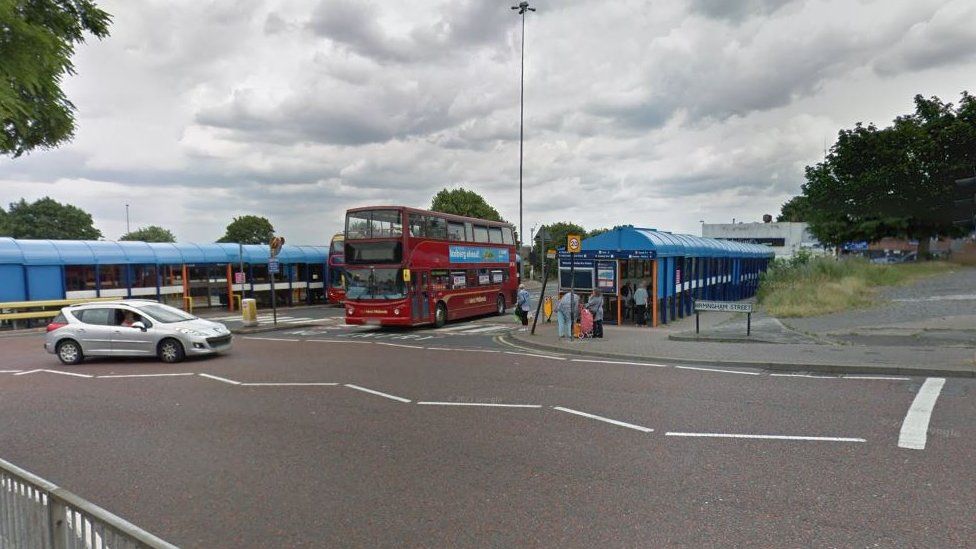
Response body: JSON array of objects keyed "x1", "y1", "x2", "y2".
[
  {"x1": 346, "y1": 307, "x2": 354, "y2": 315},
  {"x1": 393, "y1": 308, "x2": 400, "y2": 316}
]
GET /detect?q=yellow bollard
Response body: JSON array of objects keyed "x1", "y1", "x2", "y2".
[{"x1": 543, "y1": 296, "x2": 553, "y2": 323}]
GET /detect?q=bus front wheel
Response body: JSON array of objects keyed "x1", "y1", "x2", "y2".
[
  {"x1": 495, "y1": 294, "x2": 506, "y2": 315},
  {"x1": 434, "y1": 303, "x2": 448, "y2": 328}
]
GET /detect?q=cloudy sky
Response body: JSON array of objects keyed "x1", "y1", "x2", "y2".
[{"x1": 1, "y1": 0, "x2": 974, "y2": 244}]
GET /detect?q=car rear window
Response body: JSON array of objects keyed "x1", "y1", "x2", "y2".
[{"x1": 52, "y1": 313, "x2": 67, "y2": 324}]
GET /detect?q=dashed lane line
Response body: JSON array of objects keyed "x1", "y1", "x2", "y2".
[
  {"x1": 97, "y1": 373, "x2": 195, "y2": 379},
  {"x1": 504, "y1": 351, "x2": 565, "y2": 361},
  {"x1": 198, "y1": 373, "x2": 242, "y2": 385},
  {"x1": 0, "y1": 370, "x2": 23, "y2": 373},
  {"x1": 417, "y1": 402, "x2": 542, "y2": 408},
  {"x1": 675, "y1": 365, "x2": 760, "y2": 376},
  {"x1": 898, "y1": 377, "x2": 946, "y2": 450},
  {"x1": 374, "y1": 342, "x2": 425, "y2": 349},
  {"x1": 665, "y1": 432, "x2": 866, "y2": 443},
  {"x1": 344, "y1": 384, "x2": 411, "y2": 403},
  {"x1": 570, "y1": 358, "x2": 668, "y2": 368},
  {"x1": 241, "y1": 382, "x2": 339, "y2": 387},
  {"x1": 552, "y1": 406, "x2": 655, "y2": 433}
]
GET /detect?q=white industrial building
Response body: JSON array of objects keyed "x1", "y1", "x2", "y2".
[{"x1": 702, "y1": 220, "x2": 822, "y2": 258}]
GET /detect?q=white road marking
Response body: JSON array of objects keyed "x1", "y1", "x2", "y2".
[
  {"x1": 417, "y1": 402, "x2": 542, "y2": 408},
  {"x1": 843, "y1": 375, "x2": 911, "y2": 381},
  {"x1": 675, "y1": 365, "x2": 759, "y2": 376},
  {"x1": 425, "y1": 347, "x2": 454, "y2": 351},
  {"x1": 241, "y1": 337, "x2": 300, "y2": 342},
  {"x1": 433, "y1": 324, "x2": 485, "y2": 332},
  {"x1": 282, "y1": 318, "x2": 314, "y2": 323},
  {"x1": 898, "y1": 377, "x2": 946, "y2": 450},
  {"x1": 552, "y1": 406, "x2": 654, "y2": 433},
  {"x1": 374, "y1": 342, "x2": 425, "y2": 349},
  {"x1": 198, "y1": 373, "x2": 241, "y2": 385},
  {"x1": 241, "y1": 382, "x2": 339, "y2": 386},
  {"x1": 0, "y1": 370, "x2": 23, "y2": 373},
  {"x1": 344, "y1": 384, "x2": 411, "y2": 403},
  {"x1": 504, "y1": 351, "x2": 565, "y2": 360},
  {"x1": 13, "y1": 369, "x2": 43, "y2": 376},
  {"x1": 570, "y1": 359, "x2": 668, "y2": 367},
  {"x1": 665, "y1": 432, "x2": 865, "y2": 442},
  {"x1": 451, "y1": 348, "x2": 501, "y2": 353},
  {"x1": 457, "y1": 325, "x2": 511, "y2": 334},
  {"x1": 97, "y1": 373, "x2": 195, "y2": 378},
  {"x1": 41, "y1": 369, "x2": 93, "y2": 378},
  {"x1": 769, "y1": 373, "x2": 835, "y2": 379}
]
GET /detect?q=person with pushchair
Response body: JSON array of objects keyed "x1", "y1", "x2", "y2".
[{"x1": 586, "y1": 288, "x2": 604, "y2": 338}]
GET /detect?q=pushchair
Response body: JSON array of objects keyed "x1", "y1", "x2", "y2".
[{"x1": 577, "y1": 307, "x2": 594, "y2": 339}]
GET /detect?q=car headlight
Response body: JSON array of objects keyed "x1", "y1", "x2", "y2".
[{"x1": 179, "y1": 328, "x2": 207, "y2": 336}]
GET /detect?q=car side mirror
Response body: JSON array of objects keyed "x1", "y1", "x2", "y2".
[{"x1": 131, "y1": 321, "x2": 147, "y2": 332}]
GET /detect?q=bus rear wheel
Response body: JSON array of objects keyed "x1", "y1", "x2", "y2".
[
  {"x1": 495, "y1": 294, "x2": 506, "y2": 315},
  {"x1": 434, "y1": 303, "x2": 448, "y2": 328}
]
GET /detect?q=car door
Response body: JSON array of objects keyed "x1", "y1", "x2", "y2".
[
  {"x1": 73, "y1": 308, "x2": 116, "y2": 355},
  {"x1": 109, "y1": 308, "x2": 157, "y2": 355}
]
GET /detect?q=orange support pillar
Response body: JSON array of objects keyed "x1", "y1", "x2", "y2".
[
  {"x1": 226, "y1": 264, "x2": 234, "y2": 312},
  {"x1": 651, "y1": 260, "x2": 659, "y2": 327},
  {"x1": 181, "y1": 265, "x2": 190, "y2": 311}
]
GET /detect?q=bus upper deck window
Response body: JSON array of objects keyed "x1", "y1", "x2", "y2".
[
  {"x1": 473, "y1": 225, "x2": 489, "y2": 243},
  {"x1": 488, "y1": 227, "x2": 503, "y2": 244},
  {"x1": 448, "y1": 222, "x2": 465, "y2": 241},
  {"x1": 502, "y1": 227, "x2": 515, "y2": 245}
]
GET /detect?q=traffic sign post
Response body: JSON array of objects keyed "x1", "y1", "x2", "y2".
[
  {"x1": 567, "y1": 234, "x2": 581, "y2": 336},
  {"x1": 269, "y1": 237, "x2": 285, "y2": 327}
]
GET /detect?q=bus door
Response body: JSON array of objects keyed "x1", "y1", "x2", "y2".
[{"x1": 411, "y1": 271, "x2": 431, "y2": 322}]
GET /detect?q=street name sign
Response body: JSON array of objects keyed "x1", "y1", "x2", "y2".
[{"x1": 694, "y1": 301, "x2": 753, "y2": 313}]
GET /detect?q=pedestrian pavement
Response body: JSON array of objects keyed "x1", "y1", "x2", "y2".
[{"x1": 508, "y1": 311, "x2": 976, "y2": 378}]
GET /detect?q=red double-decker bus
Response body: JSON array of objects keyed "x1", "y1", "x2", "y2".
[
  {"x1": 342, "y1": 206, "x2": 518, "y2": 327},
  {"x1": 327, "y1": 233, "x2": 345, "y2": 304}
]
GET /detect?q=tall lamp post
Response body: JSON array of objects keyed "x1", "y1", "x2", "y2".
[{"x1": 511, "y1": 1, "x2": 535, "y2": 282}]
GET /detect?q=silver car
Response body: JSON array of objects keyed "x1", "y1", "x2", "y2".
[{"x1": 44, "y1": 300, "x2": 233, "y2": 365}]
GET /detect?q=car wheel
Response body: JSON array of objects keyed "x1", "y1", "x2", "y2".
[
  {"x1": 56, "y1": 340, "x2": 83, "y2": 365},
  {"x1": 434, "y1": 303, "x2": 448, "y2": 328},
  {"x1": 158, "y1": 338, "x2": 185, "y2": 364},
  {"x1": 496, "y1": 294, "x2": 506, "y2": 315}
]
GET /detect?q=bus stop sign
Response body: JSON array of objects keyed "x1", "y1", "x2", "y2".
[
  {"x1": 268, "y1": 259, "x2": 280, "y2": 274},
  {"x1": 567, "y1": 234, "x2": 581, "y2": 253}
]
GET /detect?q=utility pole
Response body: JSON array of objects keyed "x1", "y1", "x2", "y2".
[{"x1": 511, "y1": 1, "x2": 535, "y2": 282}]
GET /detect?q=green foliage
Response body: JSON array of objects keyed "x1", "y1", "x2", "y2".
[
  {"x1": 776, "y1": 195, "x2": 810, "y2": 222},
  {"x1": 1, "y1": 196, "x2": 102, "y2": 239},
  {"x1": 0, "y1": 206, "x2": 8, "y2": 234},
  {"x1": 0, "y1": 0, "x2": 112, "y2": 157},
  {"x1": 587, "y1": 227, "x2": 611, "y2": 238},
  {"x1": 529, "y1": 221, "x2": 587, "y2": 277},
  {"x1": 758, "y1": 256, "x2": 953, "y2": 317},
  {"x1": 216, "y1": 215, "x2": 275, "y2": 245},
  {"x1": 120, "y1": 225, "x2": 175, "y2": 243},
  {"x1": 796, "y1": 92, "x2": 976, "y2": 249},
  {"x1": 430, "y1": 188, "x2": 503, "y2": 222}
]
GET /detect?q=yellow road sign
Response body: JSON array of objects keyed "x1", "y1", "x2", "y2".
[{"x1": 567, "y1": 234, "x2": 581, "y2": 253}]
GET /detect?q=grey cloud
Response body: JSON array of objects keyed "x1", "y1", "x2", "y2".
[
  {"x1": 872, "y1": 2, "x2": 976, "y2": 76},
  {"x1": 307, "y1": 0, "x2": 513, "y2": 64},
  {"x1": 687, "y1": 0, "x2": 801, "y2": 22}
]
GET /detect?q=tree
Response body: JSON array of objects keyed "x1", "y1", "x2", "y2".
[
  {"x1": 0, "y1": 206, "x2": 8, "y2": 235},
  {"x1": 120, "y1": 225, "x2": 175, "y2": 243},
  {"x1": 2, "y1": 197, "x2": 102, "y2": 239},
  {"x1": 1, "y1": 0, "x2": 112, "y2": 157},
  {"x1": 216, "y1": 215, "x2": 275, "y2": 245},
  {"x1": 430, "y1": 188, "x2": 503, "y2": 222},
  {"x1": 587, "y1": 227, "x2": 611, "y2": 238},
  {"x1": 798, "y1": 92, "x2": 976, "y2": 255},
  {"x1": 531, "y1": 221, "x2": 587, "y2": 276},
  {"x1": 776, "y1": 195, "x2": 811, "y2": 222}
]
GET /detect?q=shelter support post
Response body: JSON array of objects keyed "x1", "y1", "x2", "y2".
[{"x1": 651, "y1": 260, "x2": 659, "y2": 328}]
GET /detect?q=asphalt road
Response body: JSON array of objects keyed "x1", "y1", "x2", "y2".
[{"x1": 1, "y1": 325, "x2": 973, "y2": 547}]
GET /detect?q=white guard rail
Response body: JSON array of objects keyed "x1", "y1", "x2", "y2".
[{"x1": 0, "y1": 457, "x2": 177, "y2": 549}]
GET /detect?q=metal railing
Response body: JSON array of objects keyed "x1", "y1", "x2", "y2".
[{"x1": 0, "y1": 457, "x2": 177, "y2": 549}]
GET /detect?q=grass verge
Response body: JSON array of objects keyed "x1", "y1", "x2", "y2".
[{"x1": 757, "y1": 257, "x2": 956, "y2": 318}]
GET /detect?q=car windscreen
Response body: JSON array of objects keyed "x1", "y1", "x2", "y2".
[{"x1": 137, "y1": 303, "x2": 197, "y2": 323}]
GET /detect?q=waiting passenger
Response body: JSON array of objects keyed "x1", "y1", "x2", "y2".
[
  {"x1": 556, "y1": 292, "x2": 579, "y2": 339},
  {"x1": 633, "y1": 283, "x2": 648, "y2": 326},
  {"x1": 586, "y1": 289, "x2": 604, "y2": 338},
  {"x1": 515, "y1": 284, "x2": 531, "y2": 331}
]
